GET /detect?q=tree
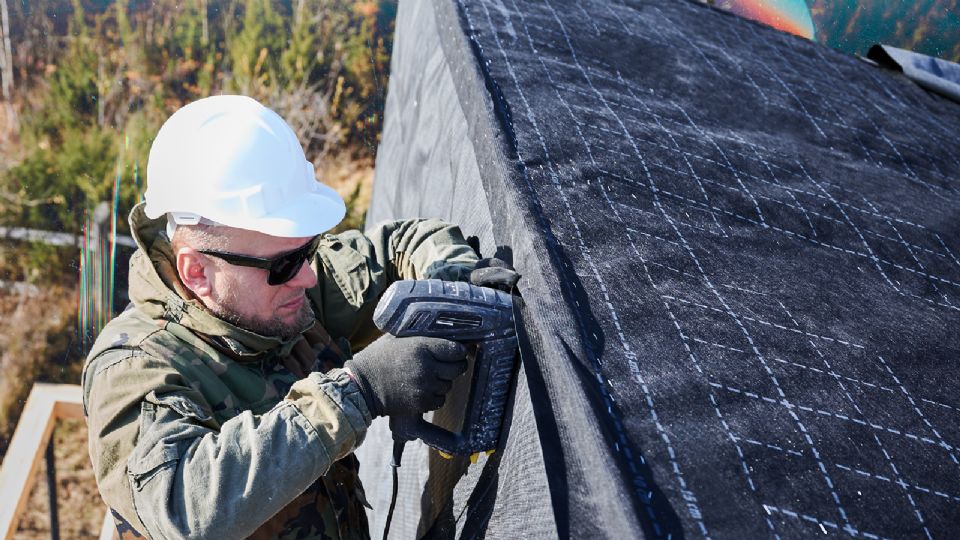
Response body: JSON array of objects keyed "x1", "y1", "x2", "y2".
[{"x1": 0, "y1": 0, "x2": 17, "y2": 138}]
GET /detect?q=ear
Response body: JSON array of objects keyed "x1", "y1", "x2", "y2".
[{"x1": 176, "y1": 247, "x2": 213, "y2": 298}]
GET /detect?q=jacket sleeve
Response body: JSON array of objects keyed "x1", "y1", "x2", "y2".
[
  {"x1": 311, "y1": 218, "x2": 480, "y2": 347},
  {"x1": 362, "y1": 218, "x2": 480, "y2": 282},
  {"x1": 84, "y1": 349, "x2": 372, "y2": 539}
]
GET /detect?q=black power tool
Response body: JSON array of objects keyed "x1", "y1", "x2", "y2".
[
  {"x1": 373, "y1": 279, "x2": 519, "y2": 538},
  {"x1": 373, "y1": 279, "x2": 519, "y2": 457}
]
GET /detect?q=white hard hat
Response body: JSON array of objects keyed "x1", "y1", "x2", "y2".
[{"x1": 144, "y1": 95, "x2": 345, "y2": 237}]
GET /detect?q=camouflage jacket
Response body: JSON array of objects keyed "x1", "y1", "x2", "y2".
[{"x1": 82, "y1": 204, "x2": 479, "y2": 539}]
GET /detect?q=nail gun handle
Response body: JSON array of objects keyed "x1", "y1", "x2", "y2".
[
  {"x1": 389, "y1": 415, "x2": 465, "y2": 454},
  {"x1": 374, "y1": 280, "x2": 519, "y2": 456},
  {"x1": 388, "y1": 336, "x2": 518, "y2": 456}
]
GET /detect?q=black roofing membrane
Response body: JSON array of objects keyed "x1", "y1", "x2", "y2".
[{"x1": 362, "y1": 0, "x2": 960, "y2": 538}]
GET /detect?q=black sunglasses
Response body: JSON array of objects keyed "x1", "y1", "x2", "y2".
[{"x1": 198, "y1": 235, "x2": 321, "y2": 286}]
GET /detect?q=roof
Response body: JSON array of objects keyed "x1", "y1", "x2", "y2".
[{"x1": 363, "y1": 0, "x2": 960, "y2": 537}]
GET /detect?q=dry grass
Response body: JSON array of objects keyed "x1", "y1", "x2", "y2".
[
  {"x1": 0, "y1": 287, "x2": 83, "y2": 454},
  {"x1": 322, "y1": 153, "x2": 375, "y2": 233}
]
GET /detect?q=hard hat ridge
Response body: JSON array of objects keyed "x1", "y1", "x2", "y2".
[{"x1": 144, "y1": 95, "x2": 346, "y2": 237}]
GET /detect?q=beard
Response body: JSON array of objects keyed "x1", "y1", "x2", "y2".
[{"x1": 211, "y1": 294, "x2": 316, "y2": 339}]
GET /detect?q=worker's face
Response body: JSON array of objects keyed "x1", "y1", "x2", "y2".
[{"x1": 177, "y1": 227, "x2": 319, "y2": 338}]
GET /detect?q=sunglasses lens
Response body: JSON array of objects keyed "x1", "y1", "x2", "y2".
[
  {"x1": 267, "y1": 237, "x2": 319, "y2": 286},
  {"x1": 267, "y1": 258, "x2": 303, "y2": 285}
]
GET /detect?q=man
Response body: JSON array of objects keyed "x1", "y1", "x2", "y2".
[{"x1": 82, "y1": 95, "x2": 514, "y2": 539}]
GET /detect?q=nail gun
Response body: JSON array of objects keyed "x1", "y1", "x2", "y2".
[
  {"x1": 373, "y1": 278, "x2": 519, "y2": 457},
  {"x1": 373, "y1": 279, "x2": 520, "y2": 539}
]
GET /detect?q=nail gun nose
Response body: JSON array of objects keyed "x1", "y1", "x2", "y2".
[{"x1": 436, "y1": 449, "x2": 496, "y2": 463}]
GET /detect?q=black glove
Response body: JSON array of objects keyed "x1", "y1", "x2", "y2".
[
  {"x1": 344, "y1": 334, "x2": 468, "y2": 418},
  {"x1": 469, "y1": 257, "x2": 521, "y2": 292}
]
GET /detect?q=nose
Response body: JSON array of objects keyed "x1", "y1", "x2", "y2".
[{"x1": 286, "y1": 260, "x2": 319, "y2": 289}]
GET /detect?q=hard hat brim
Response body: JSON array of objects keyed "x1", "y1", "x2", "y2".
[{"x1": 233, "y1": 181, "x2": 347, "y2": 237}]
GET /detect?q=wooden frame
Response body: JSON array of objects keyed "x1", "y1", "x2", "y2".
[{"x1": 0, "y1": 383, "x2": 113, "y2": 539}]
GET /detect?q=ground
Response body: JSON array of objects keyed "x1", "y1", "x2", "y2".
[{"x1": 14, "y1": 419, "x2": 103, "y2": 539}]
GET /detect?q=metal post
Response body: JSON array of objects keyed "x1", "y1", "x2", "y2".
[{"x1": 44, "y1": 436, "x2": 59, "y2": 540}]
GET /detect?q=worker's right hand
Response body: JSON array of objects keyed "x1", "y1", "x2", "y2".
[{"x1": 344, "y1": 334, "x2": 468, "y2": 418}]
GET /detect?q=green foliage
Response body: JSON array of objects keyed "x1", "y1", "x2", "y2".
[
  {"x1": 7, "y1": 125, "x2": 116, "y2": 233},
  {"x1": 230, "y1": 0, "x2": 285, "y2": 92},
  {"x1": 1, "y1": 0, "x2": 396, "y2": 284},
  {"x1": 34, "y1": 20, "x2": 99, "y2": 137},
  {"x1": 221, "y1": 0, "x2": 395, "y2": 156}
]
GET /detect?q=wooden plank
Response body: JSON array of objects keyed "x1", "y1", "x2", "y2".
[
  {"x1": 0, "y1": 384, "x2": 83, "y2": 539},
  {"x1": 53, "y1": 398, "x2": 84, "y2": 421}
]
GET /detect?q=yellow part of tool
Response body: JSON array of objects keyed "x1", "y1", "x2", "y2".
[
  {"x1": 470, "y1": 453, "x2": 479, "y2": 464},
  {"x1": 437, "y1": 450, "x2": 453, "y2": 460}
]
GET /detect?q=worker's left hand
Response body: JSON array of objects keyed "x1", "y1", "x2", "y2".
[{"x1": 470, "y1": 257, "x2": 520, "y2": 293}]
